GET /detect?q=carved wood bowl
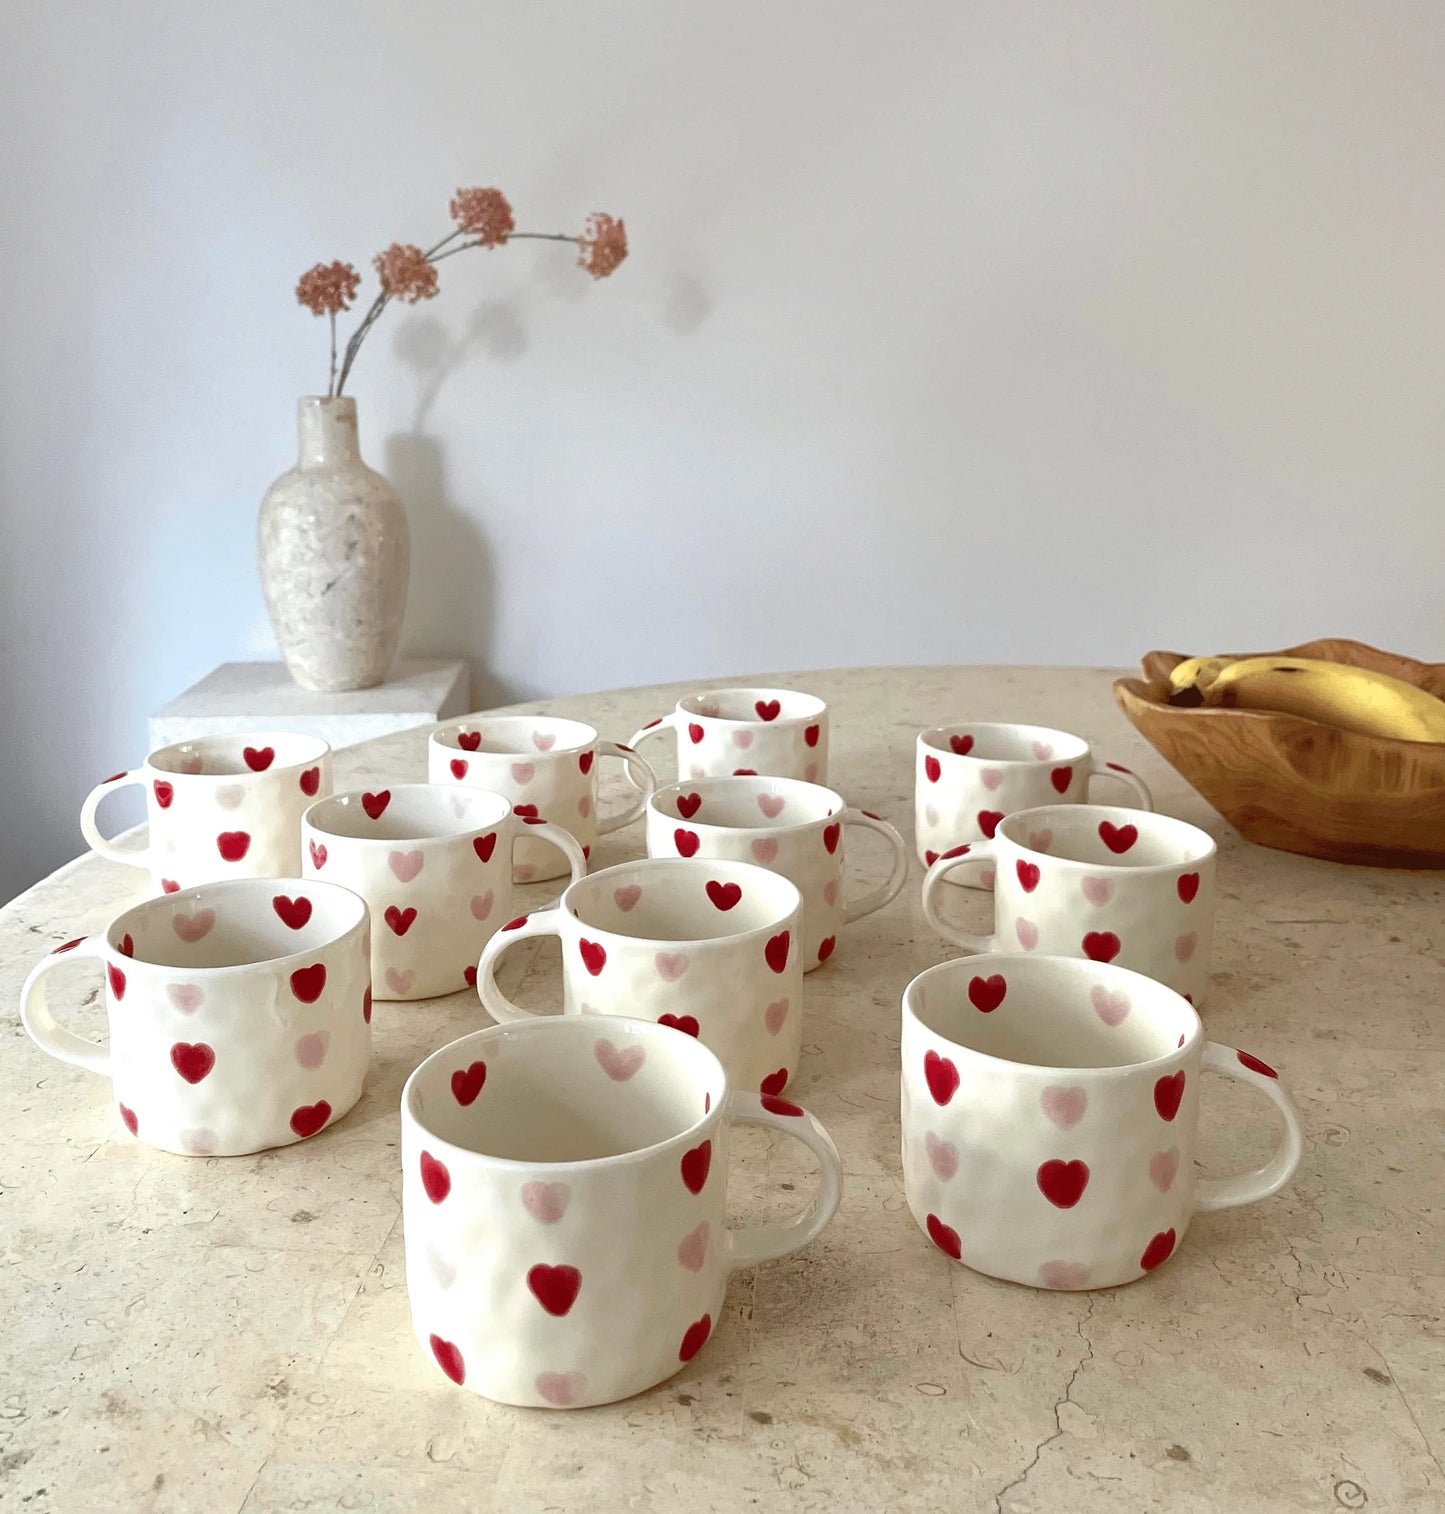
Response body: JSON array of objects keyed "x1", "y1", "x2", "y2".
[{"x1": 1113, "y1": 639, "x2": 1445, "y2": 868}]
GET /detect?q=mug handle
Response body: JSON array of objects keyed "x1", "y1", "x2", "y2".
[
  {"x1": 725, "y1": 1090, "x2": 843, "y2": 1269},
  {"x1": 79, "y1": 770, "x2": 151, "y2": 868},
  {"x1": 475, "y1": 909, "x2": 563, "y2": 1022},
  {"x1": 1087, "y1": 760, "x2": 1153, "y2": 811},
  {"x1": 622, "y1": 713, "x2": 679, "y2": 787},
  {"x1": 595, "y1": 742, "x2": 658, "y2": 835},
  {"x1": 19, "y1": 938, "x2": 112, "y2": 1075},
  {"x1": 511, "y1": 814, "x2": 589, "y2": 881},
  {"x1": 921, "y1": 842, "x2": 998, "y2": 951},
  {"x1": 840, "y1": 809, "x2": 911, "y2": 925},
  {"x1": 1192, "y1": 1044, "x2": 1304, "y2": 1211}
]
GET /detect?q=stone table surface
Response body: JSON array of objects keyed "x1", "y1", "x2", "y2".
[{"x1": 3, "y1": 666, "x2": 1443, "y2": 1514}]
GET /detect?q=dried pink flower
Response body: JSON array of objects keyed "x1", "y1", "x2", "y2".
[
  {"x1": 295, "y1": 260, "x2": 362, "y2": 316},
  {"x1": 577, "y1": 213, "x2": 628, "y2": 279},
  {"x1": 373, "y1": 243, "x2": 438, "y2": 303},
  {"x1": 450, "y1": 186, "x2": 515, "y2": 246}
]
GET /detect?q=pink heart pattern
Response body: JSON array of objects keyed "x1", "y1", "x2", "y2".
[
  {"x1": 594, "y1": 1039, "x2": 645, "y2": 1081},
  {"x1": 1041, "y1": 1086, "x2": 1087, "y2": 1129},
  {"x1": 1149, "y1": 1148, "x2": 1180, "y2": 1193},
  {"x1": 677, "y1": 1221, "x2": 710, "y2": 1272},
  {"x1": 522, "y1": 1181, "x2": 571, "y2": 1224},
  {"x1": 389, "y1": 850, "x2": 424, "y2": 883},
  {"x1": 1090, "y1": 984, "x2": 1131, "y2": 1026},
  {"x1": 924, "y1": 1131, "x2": 958, "y2": 1181},
  {"x1": 1080, "y1": 876, "x2": 1114, "y2": 907}
]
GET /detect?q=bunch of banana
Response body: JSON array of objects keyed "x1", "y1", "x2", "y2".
[{"x1": 1168, "y1": 654, "x2": 1445, "y2": 743}]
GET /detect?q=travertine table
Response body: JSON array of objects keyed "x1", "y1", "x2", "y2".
[{"x1": 4, "y1": 667, "x2": 1442, "y2": 1513}]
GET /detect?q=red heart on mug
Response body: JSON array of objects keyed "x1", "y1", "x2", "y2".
[
  {"x1": 449, "y1": 758, "x2": 469, "y2": 780},
  {"x1": 1177, "y1": 872, "x2": 1200, "y2": 903},
  {"x1": 765, "y1": 930, "x2": 791, "y2": 973},
  {"x1": 290, "y1": 963, "x2": 327, "y2": 1003},
  {"x1": 579, "y1": 939, "x2": 607, "y2": 976},
  {"x1": 429, "y1": 1334, "x2": 465, "y2": 1384},
  {"x1": 1016, "y1": 860, "x2": 1041, "y2": 893},
  {"x1": 243, "y1": 746, "x2": 274, "y2": 772},
  {"x1": 949, "y1": 734, "x2": 973, "y2": 756},
  {"x1": 216, "y1": 831, "x2": 250, "y2": 862},
  {"x1": 676, "y1": 793, "x2": 703, "y2": 820},
  {"x1": 170, "y1": 1042, "x2": 215, "y2": 1084},
  {"x1": 384, "y1": 906, "x2": 417, "y2": 937},
  {"x1": 1140, "y1": 1229, "x2": 1176, "y2": 1272},
  {"x1": 458, "y1": 730, "x2": 482, "y2": 751},
  {"x1": 289, "y1": 1101, "x2": 331, "y2": 1139},
  {"x1": 968, "y1": 974, "x2": 1007, "y2": 1013},
  {"x1": 760, "y1": 1068, "x2": 787, "y2": 1097},
  {"x1": 804, "y1": 724, "x2": 820, "y2": 747},
  {"x1": 755, "y1": 699, "x2": 781, "y2": 721},
  {"x1": 977, "y1": 810, "x2": 1003, "y2": 839},
  {"x1": 687, "y1": 723, "x2": 705, "y2": 744},
  {"x1": 361, "y1": 790, "x2": 391, "y2": 820},
  {"x1": 926, "y1": 1213, "x2": 962, "y2": 1259},
  {"x1": 1098, "y1": 821, "x2": 1137, "y2": 854},
  {"x1": 1050, "y1": 766, "x2": 1073, "y2": 793},
  {"x1": 273, "y1": 894, "x2": 312, "y2": 930},
  {"x1": 924, "y1": 755, "x2": 942, "y2": 784},
  {"x1": 924, "y1": 1049, "x2": 960, "y2": 1105},
  {"x1": 659, "y1": 1013, "x2": 700, "y2": 1038},
  {"x1": 473, "y1": 832, "x2": 498, "y2": 864},
  {"x1": 680, "y1": 1140, "x2": 712, "y2": 1194},
  {"x1": 528, "y1": 1263, "x2": 582, "y2": 1317},
  {"x1": 308, "y1": 840, "x2": 327, "y2": 869},
  {"x1": 705, "y1": 881, "x2": 741, "y2": 911},
  {"x1": 451, "y1": 1061, "x2": 487, "y2": 1106},
  {"x1": 823, "y1": 823, "x2": 840, "y2": 855},
  {"x1": 1153, "y1": 1071, "x2": 1185, "y2": 1121},
  {"x1": 153, "y1": 780, "x2": 174, "y2": 809},
  {"x1": 299, "y1": 766, "x2": 321, "y2": 796},
  {"x1": 674, "y1": 829, "x2": 700, "y2": 858},
  {"x1": 420, "y1": 1150, "x2": 451, "y2": 1203},
  {"x1": 1037, "y1": 1158, "x2": 1090, "y2": 1209},
  {"x1": 1082, "y1": 931, "x2": 1121, "y2": 963},
  {"x1": 679, "y1": 1313, "x2": 712, "y2": 1362},
  {"x1": 1237, "y1": 1049, "x2": 1277, "y2": 1078}
]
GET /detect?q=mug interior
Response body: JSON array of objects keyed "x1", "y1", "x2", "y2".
[
  {"x1": 432, "y1": 714, "x2": 597, "y2": 756},
  {"x1": 680, "y1": 687, "x2": 825, "y2": 724},
  {"x1": 652, "y1": 776, "x2": 840, "y2": 831},
  {"x1": 567, "y1": 859, "x2": 799, "y2": 942},
  {"x1": 1001, "y1": 805, "x2": 1213, "y2": 869},
  {"x1": 408, "y1": 1019, "x2": 725, "y2": 1163},
  {"x1": 920, "y1": 722, "x2": 1088, "y2": 764},
  {"x1": 307, "y1": 784, "x2": 510, "y2": 841},
  {"x1": 149, "y1": 732, "x2": 328, "y2": 777},
  {"x1": 908, "y1": 956, "x2": 1197, "y2": 1071},
  {"x1": 106, "y1": 878, "x2": 366, "y2": 970}
]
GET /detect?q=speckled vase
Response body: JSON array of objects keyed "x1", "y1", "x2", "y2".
[{"x1": 258, "y1": 396, "x2": 410, "y2": 692}]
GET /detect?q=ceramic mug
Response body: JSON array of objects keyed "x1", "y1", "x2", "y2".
[
  {"x1": 901, "y1": 953, "x2": 1303, "y2": 1289},
  {"x1": 644, "y1": 776, "x2": 909, "y2": 971},
  {"x1": 916, "y1": 722, "x2": 1152, "y2": 885},
  {"x1": 81, "y1": 732, "x2": 333, "y2": 894},
  {"x1": 922, "y1": 804, "x2": 1216, "y2": 1004},
  {"x1": 429, "y1": 715, "x2": 655, "y2": 883},
  {"x1": 303, "y1": 784, "x2": 587, "y2": 1002},
  {"x1": 19, "y1": 877, "x2": 371, "y2": 1156},
  {"x1": 627, "y1": 687, "x2": 830, "y2": 786},
  {"x1": 476, "y1": 858, "x2": 806, "y2": 1095},
  {"x1": 402, "y1": 1015, "x2": 843, "y2": 1407}
]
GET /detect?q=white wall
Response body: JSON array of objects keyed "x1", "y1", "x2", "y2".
[{"x1": 3, "y1": 1, "x2": 1442, "y2": 901}]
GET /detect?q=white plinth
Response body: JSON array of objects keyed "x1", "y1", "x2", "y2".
[{"x1": 149, "y1": 659, "x2": 471, "y2": 751}]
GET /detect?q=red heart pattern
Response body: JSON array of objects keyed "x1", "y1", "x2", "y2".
[
  {"x1": 273, "y1": 894, "x2": 312, "y2": 930},
  {"x1": 760, "y1": 1068, "x2": 787, "y2": 1097},
  {"x1": 309, "y1": 840, "x2": 328, "y2": 869},
  {"x1": 949, "y1": 734, "x2": 973, "y2": 756},
  {"x1": 161, "y1": 879, "x2": 180, "y2": 894},
  {"x1": 528, "y1": 1264, "x2": 582, "y2": 1317},
  {"x1": 968, "y1": 974, "x2": 1007, "y2": 1013},
  {"x1": 1140, "y1": 1229, "x2": 1176, "y2": 1271},
  {"x1": 290, "y1": 1101, "x2": 331, "y2": 1138},
  {"x1": 1050, "y1": 766, "x2": 1073, "y2": 793},
  {"x1": 217, "y1": 831, "x2": 250, "y2": 862},
  {"x1": 579, "y1": 939, "x2": 607, "y2": 976},
  {"x1": 924, "y1": 755, "x2": 942, "y2": 784},
  {"x1": 119, "y1": 1104, "x2": 138, "y2": 1135},
  {"x1": 170, "y1": 1042, "x2": 215, "y2": 1084},
  {"x1": 659, "y1": 1013, "x2": 700, "y2": 1037},
  {"x1": 363, "y1": 986, "x2": 373, "y2": 1021},
  {"x1": 120, "y1": 934, "x2": 134, "y2": 956},
  {"x1": 458, "y1": 730, "x2": 482, "y2": 751},
  {"x1": 384, "y1": 905, "x2": 418, "y2": 937},
  {"x1": 765, "y1": 931, "x2": 790, "y2": 973},
  {"x1": 926, "y1": 1213, "x2": 962, "y2": 1259},
  {"x1": 243, "y1": 746, "x2": 274, "y2": 772},
  {"x1": 674, "y1": 828, "x2": 700, "y2": 858},
  {"x1": 299, "y1": 766, "x2": 321, "y2": 796},
  {"x1": 153, "y1": 780, "x2": 174, "y2": 809},
  {"x1": 473, "y1": 832, "x2": 498, "y2": 863},
  {"x1": 679, "y1": 1314, "x2": 712, "y2": 1362},
  {"x1": 755, "y1": 699, "x2": 781, "y2": 721},
  {"x1": 823, "y1": 823, "x2": 840, "y2": 854},
  {"x1": 1036, "y1": 1158, "x2": 1090, "y2": 1208},
  {"x1": 1153, "y1": 1071, "x2": 1185, "y2": 1121},
  {"x1": 451, "y1": 1061, "x2": 487, "y2": 1105},
  {"x1": 676, "y1": 792, "x2": 703, "y2": 819},
  {"x1": 1177, "y1": 872, "x2": 1200, "y2": 903},
  {"x1": 1237, "y1": 1049, "x2": 1277, "y2": 1078},
  {"x1": 1016, "y1": 860, "x2": 1041, "y2": 893},
  {"x1": 361, "y1": 790, "x2": 391, "y2": 820},
  {"x1": 450, "y1": 758, "x2": 469, "y2": 780},
  {"x1": 290, "y1": 963, "x2": 327, "y2": 1003},
  {"x1": 430, "y1": 1334, "x2": 465, "y2": 1384},
  {"x1": 420, "y1": 1150, "x2": 451, "y2": 1203},
  {"x1": 688, "y1": 723, "x2": 705, "y2": 744},
  {"x1": 817, "y1": 936, "x2": 836, "y2": 963},
  {"x1": 1082, "y1": 931, "x2": 1121, "y2": 963},
  {"x1": 804, "y1": 724, "x2": 821, "y2": 747},
  {"x1": 706, "y1": 880, "x2": 741, "y2": 910},
  {"x1": 977, "y1": 810, "x2": 1003, "y2": 839},
  {"x1": 579, "y1": 750, "x2": 595, "y2": 775},
  {"x1": 107, "y1": 964, "x2": 127, "y2": 999},
  {"x1": 761, "y1": 1093, "x2": 803, "y2": 1116},
  {"x1": 680, "y1": 1140, "x2": 712, "y2": 1194},
  {"x1": 924, "y1": 1049, "x2": 960, "y2": 1105},
  {"x1": 1098, "y1": 821, "x2": 1137, "y2": 854}
]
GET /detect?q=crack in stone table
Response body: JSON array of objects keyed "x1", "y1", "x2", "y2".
[{"x1": 3, "y1": 666, "x2": 1443, "y2": 1513}]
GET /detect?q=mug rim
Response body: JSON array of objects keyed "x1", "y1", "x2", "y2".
[
  {"x1": 677, "y1": 687, "x2": 827, "y2": 724},
  {"x1": 917, "y1": 722, "x2": 1090, "y2": 764},
  {"x1": 101, "y1": 876, "x2": 368, "y2": 974},
  {"x1": 403, "y1": 1016, "x2": 729, "y2": 1173},
  {"x1": 430, "y1": 714, "x2": 598, "y2": 756},
  {"x1": 649, "y1": 775, "x2": 845, "y2": 833},
  {"x1": 304, "y1": 783, "x2": 512, "y2": 844},
  {"x1": 145, "y1": 731, "x2": 331, "y2": 777},
  {"x1": 558, "y1": 857, "x2": 803, "y2": 945},
  {"x1": 998, "y1": 803, "x2": 1217, "y2": 873},
  {"x1": 903, "y1": 953, "x2": 1203, "y2": 1076}
]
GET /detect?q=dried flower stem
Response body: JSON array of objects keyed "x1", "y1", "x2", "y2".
[{"x1": 328, "y1": 312, "x2": 337, "y2": 398}]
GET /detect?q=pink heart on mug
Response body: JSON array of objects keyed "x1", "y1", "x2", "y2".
[
  {"x1": 533, "y1": 732, "x2": 556, "y2": 751},
  {"x1": 764, "y1": 998, "x2": 789, "y2": 1034},
  {"x1": 578, "y1": 795, "x2": 592, "y2": 818},
  {"x1": 1081, "y1": 876, "x2": 1114, "y2": 907},
  {"x1": 1150, "y1": 1148, "x2": 1180, "y2": 1193},
  {"x1": 757, "y1": 794, "x2": 786, "y2": 819},
  {"x1": 613, "y1": 885, "x2": 642, "y2": 913},
  {"x1": 1015, "y1": 918, "x2": 1039, "y2": 950},
  {"x1": 469, "y1": 891, "x2": 494, "y2": 921},
  {"x1": 732, "y1": 730, "x2": 754, "y2": 750},
  {"x1": 514, "y1": 864, "x2": 536, "y2": 882},
  {"x1": 823, "y1": 879, "x2": 839, "y2": 906},
  {"x1": 522, "y1": 1181, "x2": 571, "y2": 1224},
  {"x1": 511, "y1": 762, "x2": 535, "y2": 784},
  {"x1": 924, "y1": 1131, "x2": 958, "y2": 1181},
  {"x1": 655, "y1": 952, "x2": 690, "y2": 982},
  {"x1": 1039, "y1": 1260, "x2": 1090, "y2": 1290},
  {"x1": 677, "y1": 1221, "x2": 710, "y2": 1272},
  {"x1": 1032, "y1": 741, "x2": 1054, "y2": 761},
  {"x1": 181, "y1": 1128, "x2": 217, "y2": 1155},
  {"x1": 389, "y1": 849, "x2": 424, "y2": 883},
  {"x1": 214, "y1": 783, "x2": 245, "y2": 811},
  {"x1": 1090, "y1": 984, "x2": 1131, "y2": 1026},
  {"x1": 385, "y1": 967, "x2": 415, "y2": 995},
  {"x1": 172, "y1": 910, "x2": 215, "y2": 944},
  {"x1": 1175, "y1": 932, "x2": 1198, "y2": 963},
  {"x1": 751, "y1": 838, "x2": 779, "y2": 864},
  {"x1": 1027, "y1": 830, "x2": 1053, "y2": 853},
  {"x1": 295, "y1": 1030, "x2": 330, "y2": 1069},
  {"x1": 1041, "y1": 1086, "x2": 1088, "y2": 1129},
  {"x1": 594, "y1": 1039, "x2": 645, "y2": 1081},
  {"x1": 980, "y1": 869, "x2": 996, "y2": 889},
  {"x1": 980, "y1": 769, "x2": 1004, "y2": 791},
  {"x1": 167, "y1": 984, "x2": 203, "y2": 1014},
  {"x1": 536, "y1": 1372, "x2": 587, "y2": 1407},
  {"x1": 805, "y1": 763, "x2": 819, "y2": 782}
]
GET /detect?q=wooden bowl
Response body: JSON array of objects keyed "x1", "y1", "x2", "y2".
[{"x1": 1113, "y1": 638, "x2": 1445, "y2": 868}]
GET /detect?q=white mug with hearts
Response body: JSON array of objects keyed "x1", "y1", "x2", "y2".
[
  {"x1": 476, "y1": 858, "x2": 806, "y2": 1096},
  {"x1": 627, "y1": 688, "x2": 829, "y2": 786},
  {"x1": 429, "y1": 715, "x2": 656, "y2": 882},
  {"x1": 19, "y1": 877, "x2": 372, "y2": 1156},
  {"x1": 80, "y1": 733, "x2": 333, "y2": 895},
  {"x1": 922, "y1": 804, "x2": 1216, "y2": 1004},
  {"x1": 303, "y1": 784, "x2": 587, "y2": 1002},
  {"x1": 644, "y1": 777, "x2": 909, "y2": 971},
  {"x1": 402, "y1": 1014, "x2": 843, "y2": 1407},
  {"x1": 915, "y1": 722, "x2": 1152, "y2": 884},
  {"x1": 902, "y1": 953, "x2": 1303, "y2": 1288}
]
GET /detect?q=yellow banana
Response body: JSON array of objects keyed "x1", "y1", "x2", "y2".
[
  {"x1": 1169, "y1": 656, "x2": 1238, "y2": 695},
  {"x1": 1199, "y1": 656, "x2": 1445, "y2": 743}
]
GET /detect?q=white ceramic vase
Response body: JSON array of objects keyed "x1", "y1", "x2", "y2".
[{"x1": 258, "y1": 396, "x2": 410, "y2": 692}]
